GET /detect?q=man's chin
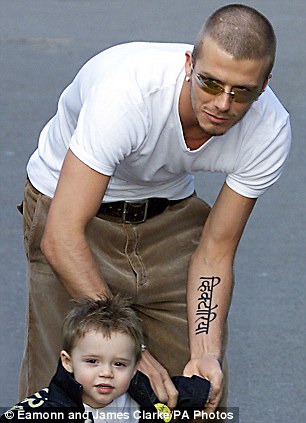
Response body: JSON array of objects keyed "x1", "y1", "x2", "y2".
[
  {"x1": 199, "y1": 124, "x2": 227, "y2": 138},
  {"x1": 198, "y1": 116, "x2": 241, "y2": 137}
]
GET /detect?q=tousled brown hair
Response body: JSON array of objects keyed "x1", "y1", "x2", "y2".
[{"x1": 62, "y1": 294, "x2": 144, "y2": 362}]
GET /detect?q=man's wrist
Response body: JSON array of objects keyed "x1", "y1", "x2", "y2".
[
  {"x1": 189, "y1": 336, "x2": 222, "y2": 361},
  {"x1": 190, "y1": 351, "x2": 222, "y2": 363}
]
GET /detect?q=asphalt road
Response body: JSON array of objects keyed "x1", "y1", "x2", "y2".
[{"x1": 1, "y1": 1, "x2": 305, "y2": 422}]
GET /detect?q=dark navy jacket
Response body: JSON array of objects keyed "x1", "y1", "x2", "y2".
[
  {"x1": 0, "y1": 361, "x2": 86, "y2": 422},
  {"x1": 1, "y1": 360, "x2": 211, "y2": 422}
]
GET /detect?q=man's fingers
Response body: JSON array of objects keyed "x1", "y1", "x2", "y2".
[
  {"x1": 149, "y1": 366, "x2": 178, "y2": 407},
  {"x1": 162, "y1": 375, "x2": 179, "y2": 409},
  {"x1": 137, "y1": 349, "x2": 178, "y2": 408},
  {"x1": 205, "y1": 380, "x2": 223, "y2": 412}
]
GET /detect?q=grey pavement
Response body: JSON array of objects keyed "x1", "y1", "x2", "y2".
[{"x1": 1, "y1": 1, "x2": 305, "y2": 422}]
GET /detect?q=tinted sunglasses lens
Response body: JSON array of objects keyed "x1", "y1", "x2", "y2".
[
  {"x1": 197, "y1": 75, "x2": 258, "y2": 103},
  {"x1": 201, "y1": 79, "x2": 223, "y2": 95},
  {"x1": 234, "y1": 90, "x2": 259, "y2": 103}
]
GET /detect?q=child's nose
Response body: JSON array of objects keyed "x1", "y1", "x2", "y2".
[{"x1": 99, "y1": 364, "x2": 114, "y2": 378}]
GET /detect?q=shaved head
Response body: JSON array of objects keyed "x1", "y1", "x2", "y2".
[{"x1": 193, "y1": 4, "x2": 276, "y2": 77}]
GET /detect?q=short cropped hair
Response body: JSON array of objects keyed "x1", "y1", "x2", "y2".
[
  {"x1": 193, "y1": 4, "x2": 276, "y2": 77},
  {"x1": 62, "y1": 295, "x2": 144, "y2": 362}
]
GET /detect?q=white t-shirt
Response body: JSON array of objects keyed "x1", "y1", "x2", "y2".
[
  {"x1": 83, "y1": 393, "x2": 139, "y2": 423},
  {"x1": 27, "y1": 42, "x2": 291, "y2": 200}
]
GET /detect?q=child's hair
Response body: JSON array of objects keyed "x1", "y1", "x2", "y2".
[{"x1": 62, "y1": 294, "x2": 144, "y2": 362}]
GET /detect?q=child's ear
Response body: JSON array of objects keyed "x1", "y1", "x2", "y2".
[
  {"x1": 60, "y1": 350, "x2": 73, "y2": 373},
  {"x1": 132, "y1": 366, "x2": 138, "y2": 378}
]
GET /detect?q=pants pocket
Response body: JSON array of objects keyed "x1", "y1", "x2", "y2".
[{"x1": 23, "y1": 181, "x2": 51, "y2": 260}]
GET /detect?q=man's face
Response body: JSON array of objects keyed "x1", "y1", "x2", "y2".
[
  {"x1": 187, "y1": 37, "x2": 269, "y2": 137},
  {"x1": 61, "y1": 330, "x2": 137, "y2": 409}
]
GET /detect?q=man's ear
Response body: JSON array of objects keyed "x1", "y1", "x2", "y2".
[
  {"x1": 60, "y1": 350, "x2": 73, "y2": 373},
  {"x1": 185, "y1": 50, "x2": 193, "y2": 78},
  {"x1": 261, "y1": 73, "x2": 272, "y2": 93}
]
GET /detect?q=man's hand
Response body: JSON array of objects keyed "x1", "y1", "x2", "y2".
[
  {"x1": 183, "y1": 356, "x2": 223, "y2": 412},
  {"x1": 137, "y1": 349, "x2": 178, "y2": 409}
]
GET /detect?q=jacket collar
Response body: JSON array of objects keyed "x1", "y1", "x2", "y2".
[{"x1": 48, "y1": 359, "x2": 84, "y2": 407}]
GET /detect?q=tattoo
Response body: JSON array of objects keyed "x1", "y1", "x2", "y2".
[{"x1": 195, "y1": 276, "x2": 221, "y2": 335}]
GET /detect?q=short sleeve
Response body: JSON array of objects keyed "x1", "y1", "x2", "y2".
[
  {"x1": 69, "y1": 82, "x2": 149, "y2": 176},
  {"x1": 226, "y1": 116, "x2": 291, "y2": 198}
]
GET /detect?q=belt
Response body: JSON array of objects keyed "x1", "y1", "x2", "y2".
[{"x1": 97, "y1": 197, "x2": 185, "y2": 223}]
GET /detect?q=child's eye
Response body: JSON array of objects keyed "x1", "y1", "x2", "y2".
[
  {"x1": 114, "y1": 362, "x2": 126, "y2": 367},
  {"x1": 86, "y1": 358, "x2": 97, "y2": 364}
]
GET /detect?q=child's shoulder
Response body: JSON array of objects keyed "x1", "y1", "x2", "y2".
[
  {"x1": 11, "y1": 388, "x2": 49, "y2": 411},
  {"x1": 0, "y1": 389, "x2": 53, "y2": 422}
]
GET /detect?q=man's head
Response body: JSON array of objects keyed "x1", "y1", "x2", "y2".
[
  {"x1": 183, "y1": 5, "x2": 276, "y2": 139},
  {"x1": 193, "y1": 4, "x2": 276, "y2": 79},
  {"x1": 60, "y1": 295, "x2": 144, "y2": 408}
]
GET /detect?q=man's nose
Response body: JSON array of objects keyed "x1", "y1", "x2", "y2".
[{"x1": 214, "y1": 91, "x2": 233, "y2": 112}]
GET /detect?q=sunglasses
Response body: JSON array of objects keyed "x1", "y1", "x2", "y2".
[{"x1": 191, "y1": 65, "x2": 262, "y2": 104}]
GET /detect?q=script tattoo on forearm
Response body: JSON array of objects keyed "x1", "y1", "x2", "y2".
[{"x1": 195, "y1": 276, "x2": 221, "y2": 335}]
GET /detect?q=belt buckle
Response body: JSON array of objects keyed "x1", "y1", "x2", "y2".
[{"x1": 123, "y1": 199, "x2": 149, "y2": 223}]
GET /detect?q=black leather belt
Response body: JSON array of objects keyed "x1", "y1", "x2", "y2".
[{"x1": 97, "y1": 197, "x2": 185, "y2": 223}]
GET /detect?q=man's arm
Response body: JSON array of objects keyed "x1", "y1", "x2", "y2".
[
  {"x1": 184, "y1": 182, "x2": 256, "y2": 410},
  {"x1": 41, "y1": 149, "x2": 112, "y2": 298}
]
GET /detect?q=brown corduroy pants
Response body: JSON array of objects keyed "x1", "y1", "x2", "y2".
[{"x1": 19, "y1": 180, "x2": 228, "y2": 421}]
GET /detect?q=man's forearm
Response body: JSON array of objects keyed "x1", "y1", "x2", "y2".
[
  {"x1": 39, "y1": 150, "x2": 113, "y2": 299},
  {"x1": 187, "y1": 252, "x2": 234, "y2": 361},
  {"x1": 41, "y1": 229, "x2": 111, "y2": 299}
]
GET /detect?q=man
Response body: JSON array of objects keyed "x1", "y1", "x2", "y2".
[{"x1": 19, "y1": 4, "x2": 291, "y2": 420}]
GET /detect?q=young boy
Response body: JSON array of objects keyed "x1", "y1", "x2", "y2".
[
  {"x1": 1, "y1": 295, "x2": 211, "y2": 422},
  {"x1": 1, "y1": 295, "x2": 144, "y2": 422}
]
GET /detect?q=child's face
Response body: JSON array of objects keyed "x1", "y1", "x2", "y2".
[{"x1": 61, "y1": 330, "x2": 137, "y2": 408}]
